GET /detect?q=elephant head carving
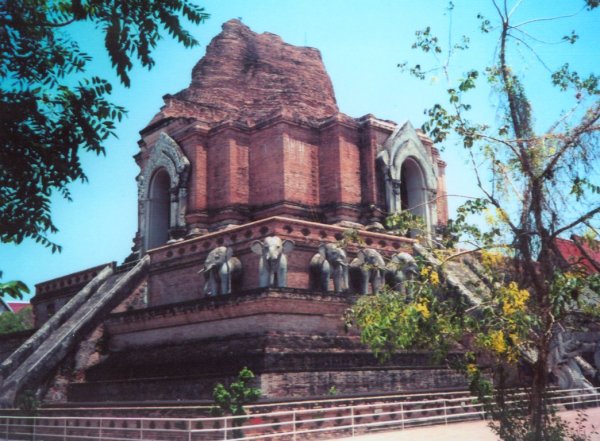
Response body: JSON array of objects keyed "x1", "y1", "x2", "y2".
[
  {"x1": 309, "y1": 243, "x2": 348, "y2": 293},
  {"x1": 251, "y1": 236, "x2": 294, "y2": 288},
  {"x1": 385, "y1": 252, "x2": 418, "y2": 294},
  {"x1": 349, "y1": 248, "x2": 386, "y2": 295},
  {"x1": 198, "y1": 246, "x2": 242, "y2": 296}
]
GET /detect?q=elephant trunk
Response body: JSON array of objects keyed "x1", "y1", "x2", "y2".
[
  {"x1": 406, "y1": 263, "x2": 419, "y2": 276},
  {"x1": 200, "y1": 263, "x2": 215, "y2": 274},
  {"x1": 266, "y1": 254, "x2": 281, "y2": 267}
]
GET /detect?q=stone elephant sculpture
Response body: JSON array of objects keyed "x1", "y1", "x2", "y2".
[
  {"x1": 309, "y1": 243, "x2": 349, "y2": 293},
  {"x1": 385, "y1": 252, "x2": 419, "y2": 294},
  {"x1": 251, "y1": 236, "x2": 295, "y2": 288},
  {"x1": 198, "y1": 246, "x2": 242, "y2": 296},
  {"x1": 349, "y1": 248, "x2": 386, "y2": 295}
]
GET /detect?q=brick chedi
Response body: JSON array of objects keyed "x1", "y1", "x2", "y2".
[
  {"x1": 15, "y1": 20, "x2": 462, "y2": 407},
  {"x1": 133, "y1": 19, "x2": 448, "y2": 254},
  {"x1": 150, "y1": 19, "x2": 339, "y2": 126}
]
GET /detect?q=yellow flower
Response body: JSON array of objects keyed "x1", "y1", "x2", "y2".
[
  {"x1": 509, "y1": 333, "x2": 520, "y2": 345},
  {"x1": 483, "y1": 208, "x2": 496, "y2": 226},
  {"x1": 490, "y1": 330, "x2": 507, "y2": 354},
  {"x1": 420, "y1": 266, "x2": 439, "y2": 286},
  {"x1": 481, "y1": 250, "x2": 503, "y2": 269},
  {"x1": 415, "y1": 300, "x2": 431, "y2": 319},
  {"x1": 496, "y1": 208, "x2": 509, "y2": 224},
  {"x1": 501, "y1": 282, "x2": 529, "y2": 315},
  {"x1": 467, "y1": 363, "x2": 478, "y2": 376}
]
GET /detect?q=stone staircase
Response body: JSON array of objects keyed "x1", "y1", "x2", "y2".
[
  {"x1": 0, "y1": 256, "x2": 150, "y2": 407},
  {"x1": 414, "y1": 244, "x2": 491, "y2": 306}
]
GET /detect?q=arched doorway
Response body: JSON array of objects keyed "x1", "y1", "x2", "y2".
[
  {"x1": 376, "y1": 122, "x2": 439, "y2": 236},
  {"x1": 400, "y1": 157, "x2": 429, "y2": 225},
  {"x1": 146, "y1": 169, "x2": 171, "y2": 249}
]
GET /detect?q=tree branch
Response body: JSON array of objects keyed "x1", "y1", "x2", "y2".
[
  {"x1": 467, "y1": 149, "x2": 519, "y2": 235},
  {"x1": 512, "y1": 8, "x2": 585, "y2": 29},
  {"x1": 571, "y1": 234, "x2": 600, "y2": 272},
  {"x1": 507, "y1": 0, "x2": 525, "y2": 19},
  {"x1": 506, "y1": 32, "x2": 552, "y2": 72},
  {"x1": 541, "y1": 102, "x2": 600, "y2": 181},
  {"x1": 553, "y1": 206, "x2": 600, "y2": 238}
]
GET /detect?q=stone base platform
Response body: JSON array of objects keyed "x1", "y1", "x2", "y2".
[{"x1": 68, "y1": 290, "x2": 467, "y2": 403}]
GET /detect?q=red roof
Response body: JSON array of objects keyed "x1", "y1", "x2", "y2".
[
  {"x1": 555, "y1": 236, "x2": 600, "y2": 274},
  {"x1": 7, "y1": 302, "x2": 29, "y2": 314}
]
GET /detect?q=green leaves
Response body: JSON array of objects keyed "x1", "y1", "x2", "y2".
[
  {"x1": 0, "y1": 0, "x2": 208, "y2": 251},
  {"x1": 384, "y1": 211, "x2": 426, "y2": 238},
  {"x1": 562, "y1": 31, "x2": 579, "y2": 45},
  {"x1": 412, "y1": 26, "x2": 442, "y2": 54},
  {"x1": 95, "y1": 1, "x2": 209, "y2": 87},
  {"x1": 0, "y1": 305, "x2": 33, "y2": 334},
  {"x1": 212, "y1": 367, "x2": 261, "y2": 436},
  {"x1": 570, "y1": 176, "x2": 600, "y2": 201},
  {"x1": 477, "y1": 13, "x2": 491, "y2": 33},
  {"x1": 212, "y1": 367, "x2": 261, "y2": 417},
  {"x1": 458, "y1": 70, "x2": 478, "y2": 92},
  {"x1": 0, "y1": 278, "x2": 29, "y2": 300},
  {"x1": 348, "y1": 265, "x2": 465, "y2": 364},
  {"x1": 551, "y1": 63, "x2": 599, "y2": 95}
]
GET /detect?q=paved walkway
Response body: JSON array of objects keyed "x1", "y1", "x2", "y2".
[{"x1": 330, "y1": 408, "x2": 600, "y2": 441}]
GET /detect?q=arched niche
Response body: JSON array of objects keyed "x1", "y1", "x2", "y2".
[
  {"x1": 146, "y1": 169, "x2": 171, "y2": 249},
  {"x1": 376, "y1": 121, "x2": 438, "y2": 233},
  {"x1": 137, "y1": 132, "x2": 191, "y2": 252},
  {"x1": 400, "y1": 157, "x2": 428, "y2": 222}
]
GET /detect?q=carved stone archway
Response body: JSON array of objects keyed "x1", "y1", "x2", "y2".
[
  {"x1": 376, "y1": 121, "x2": 438, "y2": 232},
  {"x1": 146, "y1": 168, "x2": 171, "y2": 249},
  {"x1": 137, "y1": 132, "x2": 191, "y2": 252}
]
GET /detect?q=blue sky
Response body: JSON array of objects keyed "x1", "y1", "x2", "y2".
[{"x1": 1, "y1": 0, "x2": 598, "y2": 300}]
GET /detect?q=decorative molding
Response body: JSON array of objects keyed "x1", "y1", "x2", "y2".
[
  {"x1": 376, "y1": 121, "x2": 439, "y2": 230},
  {"x1": 137, "y1": 132, "x2": 191, "y2": 252}
]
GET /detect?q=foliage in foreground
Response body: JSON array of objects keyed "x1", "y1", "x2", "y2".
[
  {"x1": 0, "y1": 0, "x2": 209, "y2": 298},
  {"x1": 0, "y1": 306, "x2": 34, "y2": 335},
  {"x1": 212, "y1": 367, "x2": 262, "y2": 439},
  {"x1": 350, "y1": 1, "x2": 600, "y2": 440},
  {"x1": 0, "y1": 272, "x2": 29, "y2": 301}
]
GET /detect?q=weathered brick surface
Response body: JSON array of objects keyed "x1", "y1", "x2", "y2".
[
  {"x1": 68, "y1": 318, "x2": 468, "y2": 402},
  {"x1": 150, "y1": 19, "x2": 338, "y2": 126},
  {"x1": 261, "y1": 369, "x2": 467, "y2": 398},
  {"x1": 249, "y1": 124, "x2": 285, "y2": 207},
  {"x1": 135, "y1": 20, "x2": 448, "y2": 231},
  {"x1": 105, "y1": 290, "x2": 352, "y2": 350}
]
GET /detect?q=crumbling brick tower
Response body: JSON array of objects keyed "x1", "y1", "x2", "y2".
[{"x1": 25, "y1": 20, "x2": 459, "y2": 404}]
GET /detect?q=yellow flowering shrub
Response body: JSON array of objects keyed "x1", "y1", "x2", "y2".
[
  {"x1": 481, "y1": 249, "x2": 504, "y2": 270},
  {"x1": 466, "y1": 363, "x2": 478, "y2": 376},
  {"x1": 500, "y1": 282, "x2": 529, "y2": 315},
  {"x1": 490, "y1": 330, "x2": 507, "y2": 354},
  {"x1": 420, "y1": 266, "x2": 440, "y2": 286},
  {"x1": 415, "y1": 300, "x2": 431, "y2": 318}
]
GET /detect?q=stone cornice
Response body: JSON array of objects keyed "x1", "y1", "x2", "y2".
[
  {"x1": 33, "y1": 262, "x2": 116, "y2": 304},
  {"x1": 148, "y1": 215, "x2": 415, "y2": 264},
  {"x1": 140, "y1": 110, "x2": 402, "y2": 144}
]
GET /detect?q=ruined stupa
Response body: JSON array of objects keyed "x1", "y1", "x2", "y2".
[{"x1": 1, "y1": 20, "x2": 459, "y2": 406}]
